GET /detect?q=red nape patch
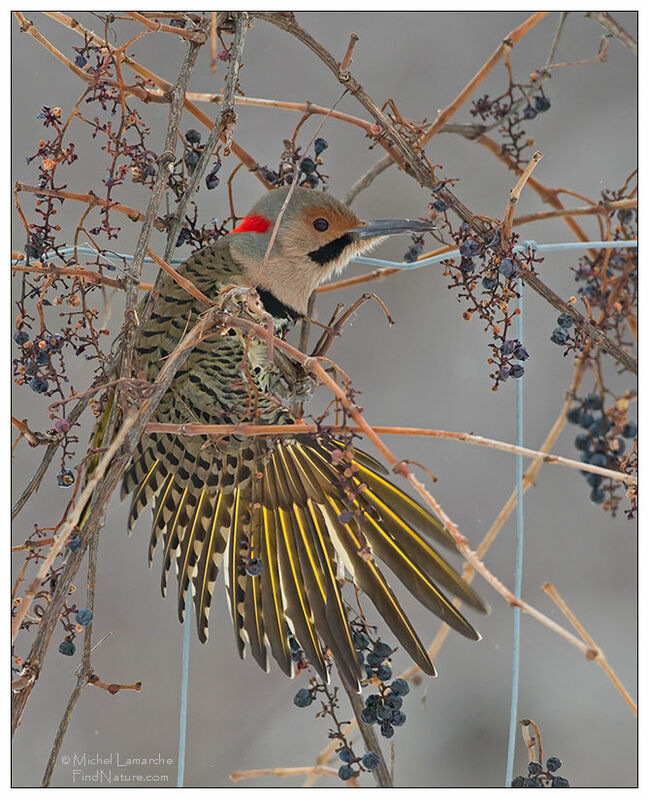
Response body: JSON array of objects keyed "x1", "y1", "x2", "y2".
[{"x1": 229, "y1": 213, "x2": 271, "y2": 235}]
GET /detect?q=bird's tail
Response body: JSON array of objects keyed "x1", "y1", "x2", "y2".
[{"x1": 122, "y1": 434, "x2": 488, "y2": 691}]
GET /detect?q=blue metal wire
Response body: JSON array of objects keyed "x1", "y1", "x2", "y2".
[
  {"x1": 505, "y1": 285, "x2": 525, "y2": 786},
  {"x1": 11, "y1": 239, "x2": 637, "y2": 270},
  {"x1": 177, "y1": 608, "x2": 192, "y2": 786}
]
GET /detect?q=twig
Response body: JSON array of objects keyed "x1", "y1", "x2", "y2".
[
  {"x1": 14, "y1": 183, "x2": 158, "y2": 228},
  {"x1": 502, "y1": 151, "x2": 543, "y2": 244},
  {"x1": 520, "y1": 718, "x2": 543, "y2": 764},
  {"x1": 87, "y1": 675, "x2": 142, "y2": 694},
  {"x1": 340, "y1": 32, "x2": 359, "y2": 72},
  {"x1": 544, "y1": 12, "x2": 569, "y2": 68},
  {"x1": 340, "y1": 678, "x2": 393, "y2": 787},
  {"x1": 586, "y1": 12, "x2": 637, "y2": 55},
  {"x1": 231, "y1": 765, "x2": 345, "y2": 783},
  {"x1": 210, "y1": 12, "x2": 218, "y2": 72},
  {"x1": 542, "y1": 583, "x2": 637, "y2": 715},
  {"x1": 142, "y1": 422, "x2": 634, "y2": 485},
  {"x1": 127, "y1": 11, "x2": 207, "y2": 44}
]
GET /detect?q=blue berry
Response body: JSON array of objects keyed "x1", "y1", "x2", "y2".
[
  {"x1": 314, "y1": 137, "x2": 328, "y2": 156},
  {"x1": 574, "y1": 434, "x2": 591, "y2": 451},
  {"x1": 613, "y1": 437, "x2": 626, "y2": 455},
  {"x1": 377, "y1": 704, "x2": 392, "y2": 721},
  {"x1": 380, "y1": 721, "x2": 394, "y2": 739},
  {"x1": 14, "y1": 331, "x2": 29, "y2": 345},
  {"x1": 578, "y1": 412, "x2": 594, "y2": 429},
  {"x1": 433, "y1": 199, "x2": 447, "y2": 212},
  {"x1": 514, "y1": 345, "x2": 529, "y2": 361},
  {"x1": 510, "y1": 364, "x2": 524, "y2": 379},
  {"x1": 373, "y1": 641, "x2": 393, "y2": 659},
  {"x1": 498, "y1": 366, "x2": 510, "y2": 381},
  {"x1": 245, "y1": 558, "x2": 263, "y2": 577},
  {"x1": 588, "y1": 452, "x2": 607, "y2": 467},
  {"x1": 29, "y1": 377, "x2": 49, "y2": 394},
  {"x1": 385, "y1": 694, "x2": 402, "y2": 710},
  {"x1": 460, "y1": 257, "x2": 474, "y2": 274},
  {"x1": 501, "y1": 340, "x2": 517, "y2": 356},
  {"x1": 499, "y1": 257, "x2": 518, "y2": 279},
  {"x1": 205, "y1": 163, "x2": 221, "y2": 190},
  {"x1": 590, "y1": 487, "x2": 605, "y2": 504},
  {"x1": 67, "y1": 536, "x2": 82, "y2": 552},
  {"x1": 185, "y1": 129, "x2": 201, "y2": 144},
  {"x1": 376, "y1": 664, "x2": 392, "y2": 681},
  {"x1": 361, "y1": 751, "x2": 380, "y2": 771},
  {"x1": 338, "y1": 764, "x2": 355, "y2": 781},
  {"x1": 522, "y1": 105, "x2": 537, "y2": 120},
  {"x1": 552, "y1": 776, "x2": 570, "y2": 787},
  {"x1": 567, "y1": 408, "x2": 582, "y2": 425},
  {"x1": 511, "y1": 776, "x2": 526, "y2": 787},
  {"x1": 557, "y1": 313, "x2": 574, "y2": 329},
  {"x1": 586, "y1": 473, "x2": 603, "y2": 489},
  {"x1": 365, "y1": 694, "x2": 381, "y2": 707},
  {"x1": 37, "y1": 351, "x2": 49, "y2": 365},
  {"x1": 366, "y1": 652, "x2": 383, "y2": 667},
  {"x1": 546, "y1": 757, "x2": 562, "y2": 773},
  {"x1": 299, "y1": 157, "x2": 317, "y2": 175},
  {"x1": 56, "y1": 469, "x2": 75, "y2": 487},
  {"x1": 391, "y1": 710, "x2": 406, "y2": 727},
  {"x1": 390, "y1": 678, "x2": 410, "y2": 696},
  {"x1": 338, "y1": 748, "x2": 355, "y2": 763},
  {"x1": 258, "y1": 166, "x2": 280, "y2": 184},
  {"x1": 76, "y1": 608, "x2": 93, "y2": 626},
  {"x1": 459, "y1": 240, "x2": 479, "y2": 257},
  {"x1": 403, "y1": 243, "x2": 424, "y2": 263},
  {"x1": 176, "y1": 228, "x2": 191, "y2": 247},
  {"x1": 584, "y1": 393, "x2": 602, "y2": 410},
  {"x1": 482, "y1": 276, "x2": 498, "y2": 290},
  {"x1": 550, "y1": 328, "x2": 567, "y2": 345},
  {"x1": 588, "y1": 417, "x2": 609, "y2": 436},
  {"x1": 184, "y1": 150, "x2": 200, "y2": 172},
  {"x1": 74, "y1": 54, "x2": 87, "y2": 68},
  {"x1": 293, "y1": 688, "x2": 313, "y2": 708},
  {"x1": 528, "y1": 762, "x2": 543, "y2": 775},
  {"x1": 534, "y1": 95, "x2": 551, "y2": 112},
  {"x1": 353, "y1": 631, "x2": 370, "y2": 651},
  {"x1": 623, "y1": 422, "x2": 637, "y2": 439},
  {"x1": 59, "y1": 640, "x2": 75, "y2": 656},
  {"x1": 524, "y1": 777, "x2": 542, "y2": 787}
]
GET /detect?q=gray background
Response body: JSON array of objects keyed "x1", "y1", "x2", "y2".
[{"x1": 12, "y1": 11, "x2": 637, "y2": 788}]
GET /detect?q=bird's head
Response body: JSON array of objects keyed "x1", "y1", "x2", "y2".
[{"x1": 227, "y1": 186, "x2": 435, "y2": 315}]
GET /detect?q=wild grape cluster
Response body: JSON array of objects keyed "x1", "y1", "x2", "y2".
[
  {"x1": 257, "y1": 137, "x2": 329, "y2": 190},
  {"x1": 566, "y1": 393, "x2": 636, "y2": 507},
  {"x1": 511, "y1": 757, "x2": 570, "y2": 788}
]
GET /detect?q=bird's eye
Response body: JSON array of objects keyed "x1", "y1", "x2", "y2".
[{"x1": 313, "y1": 217, "x2": 329, "y2": 232}]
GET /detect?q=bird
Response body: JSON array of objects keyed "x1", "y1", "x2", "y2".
[{"x1": 121, "y1": 185, "x2": 487, "y2": 691}]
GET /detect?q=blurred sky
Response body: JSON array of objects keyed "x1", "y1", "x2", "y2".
[{"x1": 12, "y1": 11, "x2": 637, "y2": 788}]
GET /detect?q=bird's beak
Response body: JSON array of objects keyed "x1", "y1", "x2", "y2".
[{"x1": 350, "y1": 218, "x2": 436, "y2": 240}]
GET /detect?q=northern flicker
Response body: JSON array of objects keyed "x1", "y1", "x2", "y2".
[{"x1": 122, "y1": 186, "x2": 487, "y2": 690}]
